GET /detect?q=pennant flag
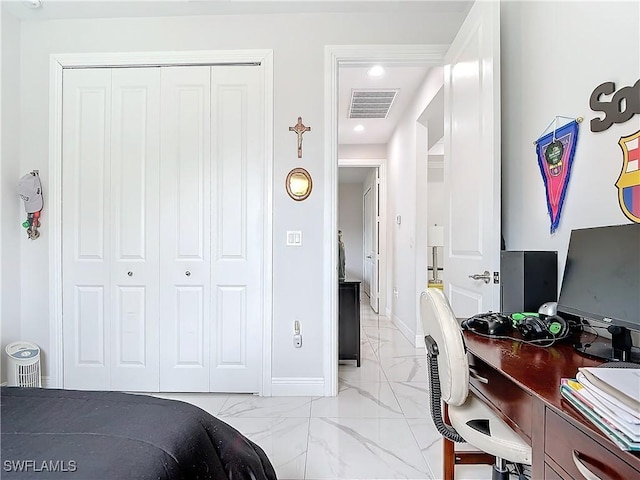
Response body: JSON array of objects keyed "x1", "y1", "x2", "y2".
[
  {"x1": 536, "y1": 120, "x2": 580, "y2": 233},
  {"x1": 616, "y1": 130, "x2": 640, "y2": 223}
]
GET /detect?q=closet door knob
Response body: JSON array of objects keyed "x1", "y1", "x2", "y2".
[
  {"x1": 127, "y1": 271, "x2": 133, "y2": 277},
  {"x1": 185, "y1": 271, "x2": 191, "y2": 277}
]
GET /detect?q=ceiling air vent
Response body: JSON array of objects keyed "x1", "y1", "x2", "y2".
[{"x1": 349, "y1": 89, "x2": 398, "y2": 119}]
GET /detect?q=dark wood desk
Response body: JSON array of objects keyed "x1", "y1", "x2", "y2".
[{"x1": 462, "y1": 331, "x2": 640, "y2": 479}]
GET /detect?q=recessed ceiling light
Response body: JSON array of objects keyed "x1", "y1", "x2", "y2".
[
  {"x1": 354, "y1": 125, "x2": 365, "y2": 132},
  {"x1": 367, "y1": 66, "x2": 385, "y2": 77}
]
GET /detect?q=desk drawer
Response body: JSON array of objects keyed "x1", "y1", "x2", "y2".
[
  {"x1": 467, "y1": 355, "x2": 532, "y2": 439},
  {"x1": 545, "y1": 409, "x2": 640, "y2": 480}
]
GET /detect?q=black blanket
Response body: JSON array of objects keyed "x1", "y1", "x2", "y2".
[{"x1": 1, "y1": 387, "x2": 277, "y2": 479}]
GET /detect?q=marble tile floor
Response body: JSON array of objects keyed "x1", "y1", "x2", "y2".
[{"x1": 158, "y1": 301, "x2": 491, "y2": 480}]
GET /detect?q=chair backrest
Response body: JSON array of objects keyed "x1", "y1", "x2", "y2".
[{"x1": 420, "y1": 288, "x2": 469, "y2": 406}]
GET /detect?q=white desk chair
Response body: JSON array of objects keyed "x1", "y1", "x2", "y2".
[{"x1": 420, "y1": 288, "x2": 532, "y2": 480}]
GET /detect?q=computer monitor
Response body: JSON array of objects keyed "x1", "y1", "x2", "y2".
[{"x1": 557, "y1": 223, "x2": 640, "y2": 362}]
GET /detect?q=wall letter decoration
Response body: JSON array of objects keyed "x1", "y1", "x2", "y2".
[{"x1": 589, "y1": 79, "x2": 640, "y2": 132}]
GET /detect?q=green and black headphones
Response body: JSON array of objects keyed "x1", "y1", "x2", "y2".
[{"x1": 510, "y1": 312, "x2": 569, "y2": 340}]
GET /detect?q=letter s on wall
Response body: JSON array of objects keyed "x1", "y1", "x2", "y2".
[
  {"x1": 589, "y1": 79, "x2": 640, "y2": 132},
  {"x1": 589, "y1": 81, "x2": 616, "y2": 133}
]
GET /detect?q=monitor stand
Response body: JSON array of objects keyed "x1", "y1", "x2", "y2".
[{"x1": 575, "y1": 326, "x2": 640, "y2": 364}]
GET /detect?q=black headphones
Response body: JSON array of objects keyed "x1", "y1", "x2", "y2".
[{"x1": 516, "y1": 314, "x2": 569, "y2": 341}]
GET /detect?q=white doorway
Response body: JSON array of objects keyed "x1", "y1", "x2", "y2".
[
  {"x1": 338, "y1": 164, "x2": 381, "y2": 314},
  {"x1": 417, "y1": 86, "x2": 446, "y2": 291},
  {"x1": 325, "y1": 47, "x2": 446, "y2": 396},
  {"x1": 325, "y1": 1, "x2": 502, "y2": 396}
]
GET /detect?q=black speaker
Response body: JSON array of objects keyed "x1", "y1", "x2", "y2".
[{"x1": 500, "y1": 251, "x2": 557, "y2": 314}]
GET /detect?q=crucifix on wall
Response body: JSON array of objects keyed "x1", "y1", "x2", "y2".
[{"x1": 289, "y1": 116, "x2": 311, "y2": 158}]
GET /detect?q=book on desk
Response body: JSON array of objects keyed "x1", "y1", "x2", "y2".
[{"x1": 560, "y1": 366, "x2": 640, "y2": 451}]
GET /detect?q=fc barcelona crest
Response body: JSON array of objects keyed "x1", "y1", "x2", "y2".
[{"x1": 616, "y1": 129, "x2": 640, "y2": 223}]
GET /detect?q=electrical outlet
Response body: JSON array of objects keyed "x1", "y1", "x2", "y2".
[{"x1": 393, "y1": 288, "x2": 398, "y2": 298}]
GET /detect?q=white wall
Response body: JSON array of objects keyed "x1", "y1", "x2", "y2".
[
  {"x1": 386, "y1": 66, "x2": 445, "y2": 342},
  {"x1": 501, "y1": 1, "x2": 640, "y2": 287},
  {"x1": 1, "y1": 6, "x2": 22, "y2": 383},
  {"x1": 9, "y1": 11, "x2": 465, "y2": 388},
  {"x1": 338, "y1": 182, "x2": 364, "y2": 282},
  {"x1": 339, "y1": 143, "x2": 386, "y2": 159}
]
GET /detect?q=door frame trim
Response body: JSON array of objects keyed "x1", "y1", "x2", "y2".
[
  {"x1": 338, "y1": 159, "x2": 385, "y2": 314},
  {"x1": 48, "y1": 50, "x2": 274, "y2": 393},
  {"x1": 324, "y1": 45, "x2": 447, "y2": 396}
]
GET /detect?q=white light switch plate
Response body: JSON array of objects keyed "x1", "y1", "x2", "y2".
[{"x1": 286, "y1": 230, "x2": 302, "y2": 246}]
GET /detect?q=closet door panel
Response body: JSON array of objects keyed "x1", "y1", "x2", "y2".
[
  {"x1": 110, "y1": 68, "x2": 161, "y2": 391},
  {"x1": 62, "y1": 68, "x2": 112, "y2": 390},
  {"x1": 216, "y1": 286, "x2": 246, "y2": 364},
  {"x1": 75, "y1": 286, "x2": 106, "y2": 365},
  {"x1": 210, "y1": 66, "x2": 263, "y2": 392},
  {"x1": 160, "y1": 66, "x2": 211, "y2": 392},
  {"x1": 175, "y1": 286, "x2": 206, "y2": 365},
  {"x1": 115, "y1": 286, "x2": 146, "y2": 364}
]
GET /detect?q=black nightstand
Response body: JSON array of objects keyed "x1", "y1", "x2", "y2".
[{"x1": 339, "y1": 280, "x2": 361, "y2": 367}]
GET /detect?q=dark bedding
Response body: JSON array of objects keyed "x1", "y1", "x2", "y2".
[{"x1": 1, "y1": 387, "x2": 277, "y2": 479}]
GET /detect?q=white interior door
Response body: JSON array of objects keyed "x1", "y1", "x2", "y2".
[
  {"x1": 369, "y1": 169, "x2": 380, "y2": 313},
  {"x1": 209, "y1": 66, "x2": 263, "y2": 393},
  {"x1": 109, "y1": 68, "x2": 161, "y2": 391},
  {"x1": 444, "y1": 0, "x2": 501, "y2": 317},
  {"x1": 363, "y1": 186, "x2": 372, "y2": 297},
  {"x1": 362, "y1": 167, "x2": 380, "y2": 313},
  {"x1": 62, "y1": 68, "x2": 112, "y2": 390},
  {"x1": 62, "y1": 67, "x2": 161, "y2": 391},
  {"x1": 159, "y1": 66, "x2": 212, "y2": 392}
]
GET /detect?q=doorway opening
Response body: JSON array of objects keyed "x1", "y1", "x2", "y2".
[
  {"x1": 324, "y1": 45, "x2": 447, "y2": 396},
  {"x1": 338, "y1": 163, "x2": 383, "y2": 315}
]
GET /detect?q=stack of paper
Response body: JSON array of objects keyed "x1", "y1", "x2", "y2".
[{"x1": 560, "y1": 366, "x2": 640, "y2": 451}]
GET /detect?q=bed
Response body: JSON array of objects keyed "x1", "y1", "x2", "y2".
[{"x1": 1, "y1": 387, "x2": 277, "y2": 479}]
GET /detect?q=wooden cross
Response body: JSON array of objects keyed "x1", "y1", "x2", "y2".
[{"x1": 289, "y1": 116, "x2": 311, "y2": 158}]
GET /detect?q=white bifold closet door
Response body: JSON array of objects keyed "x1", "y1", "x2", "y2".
[
  {"x1": 159, "y1": 66, "x2": 212, "y2": 392},
  {"x1": 62, "y1": 65, "x2": 263, "y2": 393},
  {"x1": 62, "y1": 68, "x2": 161, "y2": 392}
]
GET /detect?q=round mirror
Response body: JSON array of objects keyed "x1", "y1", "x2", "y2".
[{"x1": 286, "y1": 168, "x2": 312, "y2": 201}]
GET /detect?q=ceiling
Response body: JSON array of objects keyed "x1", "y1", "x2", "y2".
[
  {"x1": 338, "y1": 64, "x2": 432, "y2": 145},
  {"x1": 3, "y1": 1, "x2": 472, "y2": 21}
]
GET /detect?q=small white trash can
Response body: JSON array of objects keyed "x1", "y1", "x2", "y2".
[{"x1": 5, "y1": 341, "x2": 41, "y2": 387}]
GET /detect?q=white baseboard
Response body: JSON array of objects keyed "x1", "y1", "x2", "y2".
[
  {"x1": 1, "y1": 377, "x2": 50, "y2": 388},
  {"x1": 392, "y1": 314, "x2": 416, "y2": 346},
  {"x1": 271, "y1": 377, "x2": 325, "y2": 396}
]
